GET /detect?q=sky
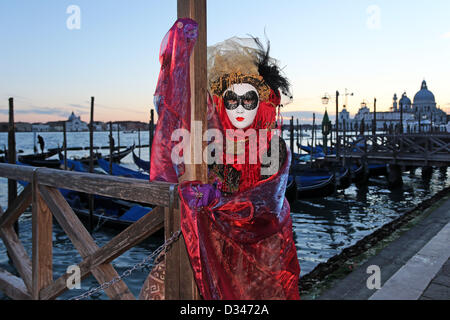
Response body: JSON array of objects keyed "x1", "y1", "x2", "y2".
[{"x1": 0, "y1": 0, "x2": 449, "y2": 124}]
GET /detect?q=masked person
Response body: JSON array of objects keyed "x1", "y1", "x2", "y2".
[{"x1": 141, "y1": 19, "x2": 300, "y2": 300}]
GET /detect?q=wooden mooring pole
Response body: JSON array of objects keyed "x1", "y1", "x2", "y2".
[
  {"x1": 88, "y1": 97, "x2": 95, "y2": 233},
  {"x1": 109, "y1": 121, "x2": 113, "y2": 175},
  {"x1": 149, "y1": 109, "x2": 154, "y2": 161},
  {"x1": 63, "y1": 122, "x2": 67, "y2": 170},
  {"x1": 290, "y1": 116, "x2": 294, "y2": 165},
  {"x1": 163, "y1": 0, "x2": 207, "y2": 300},
  {"x1": 8, "y1": 98, "x2": 18, "y2": 234},
  {"x1": 335, "y1": 91, "x2": 340, "y2": 160}
]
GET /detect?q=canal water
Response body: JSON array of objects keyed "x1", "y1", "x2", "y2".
[{"x1": 0, "y1": 131, "x2": 449, "y2": 300}]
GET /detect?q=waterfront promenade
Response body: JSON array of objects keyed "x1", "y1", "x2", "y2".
[{"x1": 317, "y1": 195, "x2": 450, "y2": 300}]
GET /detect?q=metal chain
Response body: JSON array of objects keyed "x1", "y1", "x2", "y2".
[{"x1": 69, "y1": 230, "x2": 182, "y2": 300}]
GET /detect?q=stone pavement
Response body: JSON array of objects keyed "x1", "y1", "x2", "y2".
[
  {"x1": 420, "y1": 258, "x2": 450, "y2": 300},
  {"x1": 317, "y1": 196, "x2": 450, "y2": 300}
]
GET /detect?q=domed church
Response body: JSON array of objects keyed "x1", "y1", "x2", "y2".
[{"x1": 412, "y1": 80, "x2": 446, "y2": 125}]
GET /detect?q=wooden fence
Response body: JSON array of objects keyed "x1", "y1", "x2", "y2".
[
  {"x1": 0, "y1": 163, "x2": 198, "y2": 300},
  {"x1": 329, "y1": 133, "x2": 450, "y2": 167}
]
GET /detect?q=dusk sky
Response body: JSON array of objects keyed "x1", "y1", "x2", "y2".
[{"x1": 1, "y1": 0, "x2": 449, "y2": 124}]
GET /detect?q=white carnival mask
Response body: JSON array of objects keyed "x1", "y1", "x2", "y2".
[{"x1": 223, "y1": 83, "x2": 260, "y2": 129}]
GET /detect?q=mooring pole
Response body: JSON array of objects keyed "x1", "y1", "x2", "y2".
[
  {"x1": 290, "y1": 116, "x2": 294, "y2": 165},
  {"x1": 8, "y1": 98, "x2": 18, "y2": 235},
  {"x1": 88, "y1": 97, "x2": 95, "y2": 233},
  {"x1": 117, "y1": 123, "x2": 120, "y2": 151},
  {"x1": 63, "y1": 122, "x2": 67, "y2": 170},
  {"x1": 149, "y1": 109, "x2": 154, "y2": 162},
  {"x1": 163, "y1": 0, "x2": 207, "y2": 300},
  {"x1": 335, "y1": 91, "x2": 340, "y2": 160},
  {"x1": 373, "y1": 98, "x2": 377, "y2": 136},
  {"x1": 109, "y1": 121, "x2": 113, "y2": 175},
  {"x1": 311, "y1": 113, "x2": 315, "y2": 168},
  {"x1": 138, "y1": 127, "x2": 141, "y2": 159}
]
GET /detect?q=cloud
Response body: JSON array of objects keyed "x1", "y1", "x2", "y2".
[
  {"x1": 442, "y1": 32, "x2": 450, "y2": 39},
  {"x1": 0, "y1": 106, "x2": 88, "y2": 118},
  {"x1": 282, "y1": 110, "x2": 334, "y2": 124}
]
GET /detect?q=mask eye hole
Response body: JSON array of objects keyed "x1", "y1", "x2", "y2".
[
  {"x1": 224, "y1": 91, "x2": 239, "y2": 110},
  {"x1": 242, "y1": 91, "x2": 259, "y2": 110}
]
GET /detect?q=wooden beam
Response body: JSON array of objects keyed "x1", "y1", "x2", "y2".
[
  {"x1": 0, "y1": 226, "x2": 33, "y2": 292},
  {"x1": 0, "y1": 164, "x2": 177, "y2": 208},
  {"x1": 31, "y1": 179, "x2": 53, "y2": 300},
  {"x1": 175, "y1": 0, "x2": 206, "y2": 301},
  {"x1": 0, "y1": 268, "x2": 31, "y2": 300},
  {"x1": 37, "y1": 185, "x2": 136, "y2": 300},
  {"x1": 0, "y1": 184, "x2": 32, "y2": 228},
  {"x1": 178, "y1": 0, "x2": 208, "y2": 183}
]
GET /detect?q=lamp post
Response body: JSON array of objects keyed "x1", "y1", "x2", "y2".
[{"x1": 322, "y1": 91, "x2": 340, "y2": 158}]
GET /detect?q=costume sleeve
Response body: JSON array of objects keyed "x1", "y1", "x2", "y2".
[{"x1": 149, "y1": 19, "x2": 198, "y2": 183}]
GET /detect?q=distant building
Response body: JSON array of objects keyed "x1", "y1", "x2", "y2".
[
  {"x1": 32, "y1": 123, "x2": 51, "y2": 132},
  {"x1": 342, "y1": 80, "x2": 448, "y2": 132},
  {"x1": 66, "y1": 112, "x2": 88, "y2": 132}
]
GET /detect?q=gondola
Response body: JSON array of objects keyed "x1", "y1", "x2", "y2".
[
  {"x1": 368, "y1": 163, "x2": 387, "y2": 177},
  {"x1": 97, "y1": 157, "x2": 149, "y2": 180},
  {"x1": 74, "y1": 145, "x2": 135, "y2": 166},
  {"x1": 351, "y1": 163, "x2": 366, "y2": 183},
  {"x1": 295, "y1": 174, "x2": 336, "y2": 199},
  {"x1": 132, "y1": 150, "x2": 150, "y2": 172},
  {"x1": 58, "y1": 157, "x2": 154, "y2": 230},
  {"x1": 65, "y1": 193, "x2": 153, "y2": 231},
  {"x1": 336, "y1": 167, "x2": 352, "y2": 190},
  {"x1": 285, "y1": 175, "x2": 297, "y2": 202},
  {"x1": 18, "y1": 148, "x2": 61, "y2": 166}
]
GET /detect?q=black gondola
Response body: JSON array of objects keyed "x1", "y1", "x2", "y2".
[
  {"x1": 132, "y1": 150, "x2": 150, "y2": 172},
  {"x1": 74, "y1": 145, "x2": 135, "y2": 166},
  {"x1": 17, "y1": 148, "x2": 61, "y2": 164},
  {"x1": 368, "y1": 163, "x2": 388, "y2": 177},
  {"x1": 285, "y1": 175, "x2": 297, "y2": 202},
  {"x1": 296, "y1": 174, "x2": 336, "y2": 199},
  {"x1": 351, "y1": 163, "x2": 366, "y2": 183},
  {"x1": 336, "y1": 167, "x2": 352, "y2": 190}
]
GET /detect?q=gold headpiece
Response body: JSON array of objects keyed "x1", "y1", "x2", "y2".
[{"x1": 208, "y1": 37, "x2": 272, "y2": 101}]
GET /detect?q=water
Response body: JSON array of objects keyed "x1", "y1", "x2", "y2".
[{"x1": 0, "y1": 131, "x2": 449, "y2": 299}]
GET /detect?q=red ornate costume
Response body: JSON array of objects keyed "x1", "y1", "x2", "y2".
[{"x1": 145, "y1": 19, "x2": 300, "y2": 300}]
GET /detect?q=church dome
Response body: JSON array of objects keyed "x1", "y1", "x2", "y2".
[
  {"x1": 414, "y1": 80, "x2": 435, "y2": 104},
  {"x1": 399, "y1": 93, "x2": 411, "y2": 106}
]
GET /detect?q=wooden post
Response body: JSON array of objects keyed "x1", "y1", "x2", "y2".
[
  {"x1": 63, "y1": 122, "x2": 67, "y2": 170},
  {"x1": 373, "y1": 98, "x2": 377, "y2": 136},
  {"x1": 342, "y1": 119, "x2": 346, "y2": 167},
  {"x1": 88, "y1": 97, "x2": 94, "y2": 233},
  {"x1": 335, "y1": 91, "x2": 340, "y2": 159},
  {"x1": 8, "y1": 98, "x2": 18, "y2": 235},
  {"x1": 164, "y1": 0, "x2": 207, "y2": 300},
  {"x1": 138, "y1": 128, "x2": 141, "y2": 159},
  {"x1": 31, "y1": 173, "x2": 52, "y2": 299},
  {"x1": 109, "y1": 122, "x2": 113, "y2": 175},
  {"x1": 290, "y1": 116, "x2": 294, "y2": 164},
  {"x1": 310, "y1": 113, "x2": 315, "y2": 168},
  {"x1": 149, "y1": 109, "x2": 154, "y2": 162},
  {"x1": 117, "y1": 123, "x2": 120, "y2": 151},
  {"x1": 400, "y1": 101, "x2": 403, "y2": 134}
]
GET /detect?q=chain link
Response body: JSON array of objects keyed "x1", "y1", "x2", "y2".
[{"x1": 69, "y1": 230, "x2": 182, "y2": 300}]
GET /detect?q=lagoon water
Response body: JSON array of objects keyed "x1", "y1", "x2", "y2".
[{"x1": 0, "y1": 131, "x2": 449, "y2": 299}]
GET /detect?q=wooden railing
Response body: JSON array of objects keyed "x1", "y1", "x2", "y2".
[
  {"x1": 330, "y1": 133, "x2": 450, "y2": 166},
  {"x1": 0, "y1": 163, "x2": 197, "y2": 300}
]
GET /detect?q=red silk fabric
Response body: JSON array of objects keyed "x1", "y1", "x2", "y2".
[
  {"x1": 150, "y1": 18, "x2": 198, "y2": 182},
  {"x1": 179, "y1": 151, "x2": 300, "y2": 300}
]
